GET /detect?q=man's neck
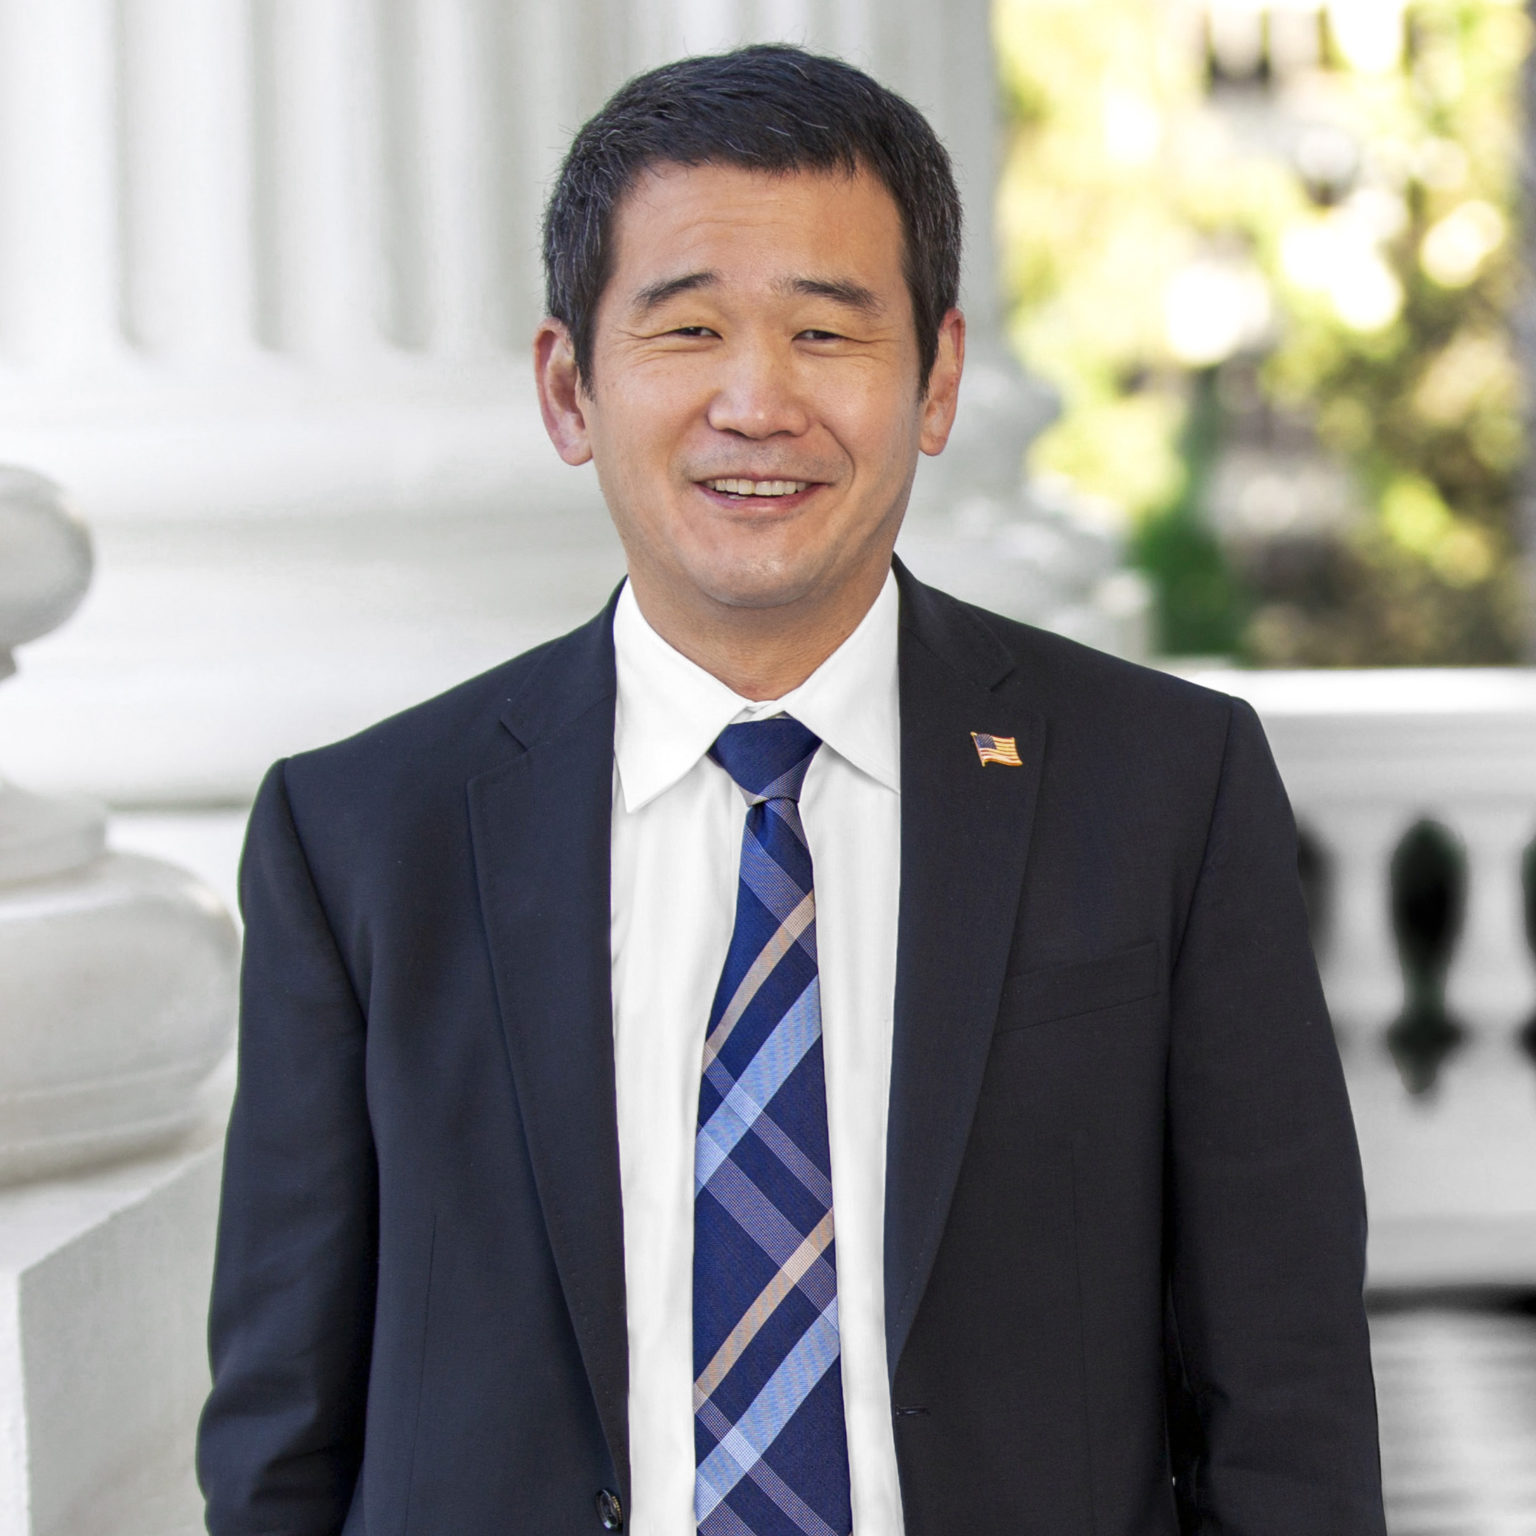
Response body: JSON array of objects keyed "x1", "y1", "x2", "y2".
[{"x1": 625, "y1": 568, "x2": 890, "y2": 701}]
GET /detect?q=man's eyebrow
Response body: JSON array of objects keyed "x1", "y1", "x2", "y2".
[
  {"x1": 778, "y1": 276, "x2": 886, "y2": 315},
  {"x1": 630, "y1": 270, "x2": 888, "y2": 317},
  {"x1": 631, "y1": 271, "x2": 718, "y2": 312}
]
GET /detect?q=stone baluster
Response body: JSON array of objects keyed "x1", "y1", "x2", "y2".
[
  {"x1": 1525, "y1": 836, "x2": 1536, "y2": 1060},
  {"x1": 0, "y1": 0, "x2": 122, "y2": 369},
  {"x1": 1384, "y1": 818, "x2": 1467, "y2": 1095},
  {"x1": 1444, "y1": 803, "x2": 1536, "y2": 1049},
  {"x1": 1304, "y1": 802, "x2": 1407, "y2": 1051},
  {"x1": 0, "y1": 467, "x2": 240, "y2": 1534},
  {"x1": 0, "y1": 467, "x2": 238, "y2": 1180},
  {"x1": 117, "y1": 0, "x2": 256, "y2": 361},
  {"x1": 0, "y1": 468, "x2": 100, "y2": 874}
]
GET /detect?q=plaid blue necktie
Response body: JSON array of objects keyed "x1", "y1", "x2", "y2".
[{"x1": 693, "y1": 717, "x2": 853, "y2": 1536}]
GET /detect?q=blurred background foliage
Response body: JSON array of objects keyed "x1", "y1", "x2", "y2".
[{"x1": 995, "y1": 0, "x2": 1533, "y2": 664}]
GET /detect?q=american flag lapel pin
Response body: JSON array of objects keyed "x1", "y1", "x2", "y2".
[{"x1": 971, "y1": 731, "x2": 1023, "y2": 767}]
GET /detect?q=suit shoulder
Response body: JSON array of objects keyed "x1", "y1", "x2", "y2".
[
  {"x1": 916, "y1": 582, "x2": 1238, "y2": 739},
  {"x1": 1016, "y1": 617, "x2": 1232, "y2": 727},
  {"x1": 278, "y1": 605, "x2": 613, "y2": 815}
]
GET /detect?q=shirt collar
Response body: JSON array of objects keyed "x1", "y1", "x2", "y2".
[{"x1": 613, "y1": 570, "x2": 901, "y2": 813}]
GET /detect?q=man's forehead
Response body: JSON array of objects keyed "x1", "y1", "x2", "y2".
[
  {"x1": 605, "y1": 160, "x2": 906, "y2": 297},
  {"x1": 612, "y1": 159, "x2": 897, "y2": 243}
]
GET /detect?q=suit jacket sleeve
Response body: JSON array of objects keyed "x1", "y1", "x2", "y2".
[
  {"x1": 1165, "y1": 698, "x2": 1386, "y2": 1534},
  {"x1": 198, "y1": 760, "x2": 378, "y2": 1536}
]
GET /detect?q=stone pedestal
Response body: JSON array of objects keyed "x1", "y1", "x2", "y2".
[
  {"x1": 0, "y1": 1120, "x2": 226, "y2": 1536},
  {"x1": 0, "y1": 848, "x2": 240, "y2": 1183}
]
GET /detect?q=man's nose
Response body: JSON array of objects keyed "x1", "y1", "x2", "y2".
[{"x1": 704, "y1": 342, "x2": 810, "y2": 439}]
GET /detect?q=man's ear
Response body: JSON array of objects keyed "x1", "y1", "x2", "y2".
[
  {"x1": 918, "y1": 307, "x2": 966, "y2": 457},
  {"x1": 533, "y1": 319, "x2": 594, "y2": 466}
]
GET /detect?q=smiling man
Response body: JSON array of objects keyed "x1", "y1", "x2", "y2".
[
  {"x1": 534, "y1": 159, "x2": 960, "y2": 706},
  {"x1": 199, "y1": 45, "x2": 1387, "y2": 1536}
]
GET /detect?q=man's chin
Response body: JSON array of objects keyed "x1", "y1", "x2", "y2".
[
  {"x1": 633, "y1": 538, "x2": 895, "y2": 623},
  {"x1": 690, "y1": 560, "x2": 842, "y2": 615}
]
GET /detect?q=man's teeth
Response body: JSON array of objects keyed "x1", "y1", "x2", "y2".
[{"x1": 706, "y1": 478, "x2": 809, "y2": 497}]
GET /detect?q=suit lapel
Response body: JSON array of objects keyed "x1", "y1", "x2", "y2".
[
  {"x1": 466, "y1": 600, "x2": 630, "y2": 1490},
  {"x1": 884, "y1": 566, "x2": 1046, "y2": 1376}
]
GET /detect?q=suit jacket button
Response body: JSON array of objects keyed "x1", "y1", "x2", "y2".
[{"x1": 595, "y1": 1488, "x2": 623, "y2": 1531}]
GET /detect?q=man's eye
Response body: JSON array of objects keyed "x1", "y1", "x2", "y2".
[
  {"x1": 670, "y1": 326, "x2": 717, "y2": 338},
  {"x1": 799, "y1": 329, "x2": 843, "y2": 341}
]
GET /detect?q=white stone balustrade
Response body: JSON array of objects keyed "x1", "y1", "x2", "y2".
[
  {"x1": 0, "y1": 469, "x2": 239, "y2": 1536},
  {"x1": 1193, "y1": 666, "x2": 1536, "y2": 1289}
]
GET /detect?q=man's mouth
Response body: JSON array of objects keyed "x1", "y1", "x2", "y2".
[{"x1": 702, "y1": 478, "x2": 812, "y2": 498}]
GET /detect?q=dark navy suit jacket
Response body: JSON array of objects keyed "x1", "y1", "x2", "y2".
[{"x1": 198, "y1": 563, "x2": 1387, "y2": 1535}]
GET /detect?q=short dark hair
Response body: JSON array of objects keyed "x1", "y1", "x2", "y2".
[{"x1": 542, "y1": 44, "x2": 962, "y2": 390}]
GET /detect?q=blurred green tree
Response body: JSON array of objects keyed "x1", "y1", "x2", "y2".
[{"x1": 997, "y1": 0, "x2": 1532, "y2": 664}]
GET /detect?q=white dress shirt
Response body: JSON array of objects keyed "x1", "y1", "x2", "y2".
[{"x1": 610, "y1": 571, "x2": 906, "y2": 1534}]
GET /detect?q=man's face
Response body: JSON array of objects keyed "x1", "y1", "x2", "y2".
[{"x1": 535, "y1": 162, "x2": 963, "y2": 626}]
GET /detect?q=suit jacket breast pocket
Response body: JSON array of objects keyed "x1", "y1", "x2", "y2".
[{"x1": 996, "y1": 939, "x2": 1160, "y2": 1034}]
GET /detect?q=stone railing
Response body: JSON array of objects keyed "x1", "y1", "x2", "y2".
[
  {"x1": 1192, "y1": 666, "x2": 1536, "y2": 1289},
  {"x1": 0, "y1": 469, "x2": 238, "y2": 1536}
]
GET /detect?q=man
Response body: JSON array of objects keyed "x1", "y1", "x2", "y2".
[{"x1": 199, "y1": 44, "x2": 1386, "y2": 1536}]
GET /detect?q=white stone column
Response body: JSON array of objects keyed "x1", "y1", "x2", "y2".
[
  {"x1": 505, "y1": 0, "x2": 614, "y2": 333},
  {"x1": 823, "y1": 0, "x2": 874, "y2": 62},
  {"x1": 931, "y1": 0, "x2": 1002, "y2": 330},
  {"x1": 756, "y1": 0, "x2": 815, "y2": 43},
  {"x1": 0, "y1": 0, "x2": 122, "y2": 369},
  {"x1": 628, "y1": 0, "x2": 688, "y2": 67},
  {"x1": 255, "y1": 0, "x2": 387, "y2": 359},
  {"x1": 675, "y1": 0, "x2": 743, "y2": 55},
  {"x1": 406, "y1": 0, "x2": 496, "y2": 357},
  {"x1": 117, "y1": 0, "x2": 256, "y2": 360}
]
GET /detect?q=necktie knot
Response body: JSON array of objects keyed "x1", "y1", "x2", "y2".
[{"x1": 709, "y1": 716, "x2": 821, "y2": 805}]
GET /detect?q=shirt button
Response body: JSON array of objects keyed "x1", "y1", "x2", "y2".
[{"x1": 595, "y1": 1488, "x2": 623, "y2": 1531}]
